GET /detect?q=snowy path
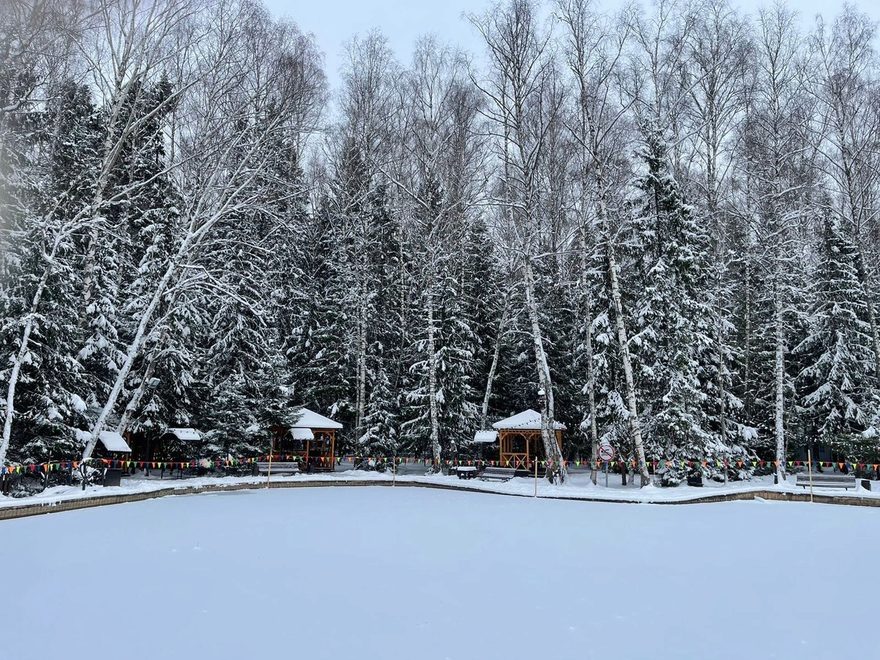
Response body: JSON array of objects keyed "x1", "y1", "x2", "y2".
[
  {"x1": 1, "y1": 487, "x2": 876, "y2": 660},
  {"x1": 2, "y1": 466, "x2": 878, "y2": 514}
]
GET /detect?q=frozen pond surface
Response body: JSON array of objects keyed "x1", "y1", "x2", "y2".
[{"x1": 1, "y1": 487, "x2": 875, "y2": 660}]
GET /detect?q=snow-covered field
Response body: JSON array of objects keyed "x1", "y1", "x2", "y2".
[{"x1": 1, "y1": 487, "x2": 875, "y2": 660}]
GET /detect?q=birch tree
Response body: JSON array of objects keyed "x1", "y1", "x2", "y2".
[
  {"x1": 472, "y1": 0, "x2": 567, "y2": 483},
  {"x1": 1, "y1": 0, "x2": 199, "y2": 465},
  {"x1": 558, "y1": 0, "x2": 653, "y2": 486},
  {"x1": 81, "y1": 0, "x2": 326, "y2": 459}
]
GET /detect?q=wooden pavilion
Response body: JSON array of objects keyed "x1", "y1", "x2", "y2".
[
  {"x1": 482, "y1": 409, "x2": 565, "y2": 471},
  {"x1": 272, "y1": 408, "x2": 342, "y2": 472}
]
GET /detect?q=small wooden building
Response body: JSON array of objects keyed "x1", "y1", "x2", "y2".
[
  {"x1": 273, "y1": 408, "x2": 342, "y2": 472},
  {"x1": 126, "y1": 427, "x2": 203, "y2": 462},
  {"x1": 95, "y1": 431, "x2": 133, "y2": 458},
  {"x1": 482, "y1": 409, "x2": 565, "y2": 470}
]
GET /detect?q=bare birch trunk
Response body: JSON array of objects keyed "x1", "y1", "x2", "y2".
[
  {"x1": 356, "y1": 293, "x2": 367, "y2": 442},
  {"x1": 115, "y1": 328, "x2": 169, "y2": 434},
  {"x1": 481, "y1": 293, "x2": 509, "y2": 430},
  {"x1": 426, "y1": 289, "x2": 441, "y2": 470},
  {"x1": 0, "y1": 256, "x2": 56, "y2": 464},
  {"x1": 82, "y1": 255, "x2": 179, "y2": 460},
  {"x1": 603, "y1": 225, "x2": 651, "y2": 486},
  {"x1": 578, "y1": 226, "x2": 599, "y2": 484},
  {"x1": 774, "y1": 290, "x2": 786, "y2": 484},
  {"x1": 523, "y1": 259, "x2": 566, "y2": 484}
]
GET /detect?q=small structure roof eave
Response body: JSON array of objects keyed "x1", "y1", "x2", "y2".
[
  {"x1": 98, "y1": 430, "x2": 132, "y2": 453},
  {"x1": 291, "y1": 408, "x2": 343, "y2": 430},
  {"x1": 473, "y1": 430, "x2": 499, "y2": 443},
  {"x1": 289, "y1": 427, "x2": 315, "y2": 440},
  {"x1": 163, "y1": 427, "x2": 202, "y2": 442},
  {"x1": 491, "y1": 409, "x2": 566, "y2": 431}
]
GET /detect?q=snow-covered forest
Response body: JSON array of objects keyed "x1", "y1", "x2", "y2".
[{"x1": 2, "y1": 0, "x2": 879, "y2": 484}]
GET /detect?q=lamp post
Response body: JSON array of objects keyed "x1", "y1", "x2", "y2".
[{"x1": 537, "y1": 387, "x2": 547, "y2": 474}]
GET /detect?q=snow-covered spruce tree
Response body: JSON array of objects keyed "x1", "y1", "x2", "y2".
[
  {"x1": 1, "y1": 79, "x2": 96, "y2": 461},
  {"x1": 626, "y1": 124, "x2": 717, "y2": 482},
  {"x1": 795, "y1": 216, "x2": 878, "y2": 460},
  {"x1": 401, "y1": 185, "x2": 482, "y2": 464},
  {"x1": 359, "y1": 184, "x2": 404, "y2": 456},
  {"x1": 812, "y1": 8, "x2": 880, "y2": 378},
  {"x1": 286, "y1": 204, "x2": 355, "y2": 429},
  {"x1": 466, "y1": 217, "x2": 506, "y2": 429}
]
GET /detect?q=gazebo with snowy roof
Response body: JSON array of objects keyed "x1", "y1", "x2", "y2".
[
  {"x1": 489, "y1": 409, "x2": 565, "y2": 471},
  {"x1": 274, "y1": 408, "x2": 343, "y2": 472}
]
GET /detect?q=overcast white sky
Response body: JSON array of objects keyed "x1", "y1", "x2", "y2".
[{"x1": 264, "y1": 0, "x2": 880, "y2": 92}]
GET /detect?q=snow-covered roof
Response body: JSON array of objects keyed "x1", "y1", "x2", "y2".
[
  {"x1": 292, "y1": 408, "x2": 343, "y2": 430},
  {"x1": 98, "y1": 431, "x2": 132, "y2": 453},
  {"x1": 473, "y1": 430, "x2": 499, "y2": 443},
  {"x1": 163, "y1": 427, "x2": 202, "y2": 442},
  {"x1": 290, "y1": 427, "x2": 315, "y2": 440},
  {"x1": 492, "y1": 409, "x2": 566, "y2": 431}
]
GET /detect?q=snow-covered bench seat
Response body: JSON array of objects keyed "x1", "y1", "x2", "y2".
[
  {"x1": 255, "y1": 461, "x2": 300, "y2": 476},
  {"x1": 454, "y1": 466, "x2": 478, "y2": 480},
  {"x1": 795, "y1": 473, "x2": 856, "y2": 490},
  {"x1": 479, "y1": 467, "x2": 516, "y2": 482}
]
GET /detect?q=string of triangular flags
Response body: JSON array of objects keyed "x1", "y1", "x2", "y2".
[{"x1": 2, "y1": 455, "x2": 876, "y2": 476}]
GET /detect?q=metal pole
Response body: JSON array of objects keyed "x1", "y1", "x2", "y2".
[
  {"x1": 807, "y1": 448, "x2": 813, "y2": 503},
  {"x1": 266, "y1": 436, "x2": 273, "y2": 489},
  {"x1": 534, "y1": 457, "x2": 538, "y2": 497},
  {"x1": 604, "y1": 461, "x2": 609, "y2": 487}
]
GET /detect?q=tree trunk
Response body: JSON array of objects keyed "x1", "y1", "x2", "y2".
[
  {"x1": 604, "y1": 232, "x2": 651, "y2": 487},
  {"x1": 356, "y1": 290, "x2": 367, "y2": 443},
  {"x1": 523, "y1": 259, "x2": 566, "y2": 484},
  {"x1": 854, "y1": 245, "x2": 880, "y2": 378},
  {"x1": 480, "y1": 293, "x2": 509, "y2": 430},
  {"x1": 115, "y1": 329, "x2": 169, "y2": 434},
  {"x1": 774, "y1": 290, "x2": 786, "y2": 484},
  {"x1": 0, "y1": 258, "x2": 56, "y2": 464},
  {"x1": 82, "y1": 255, "x2": 179, "y2": 460},
  {"x1": 579, "y1": 227, "x2": 599, "y2": 484},
  {"x1": 426, "y1": 289, "x2": 442, "y2": 470}
]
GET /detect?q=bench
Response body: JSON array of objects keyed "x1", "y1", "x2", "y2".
[
  {"x1": 454, "y1": 466, "x2": 478, "y2": 480},
  {"x1": 795, "y1": 473, "x2": 856, "y2": 490},
  {"x1": 255, "y1": 461, "x2": 300, "y2": 476},
  {"x1": 479, "y1": 467, "x2": 516, "y2": 482}
]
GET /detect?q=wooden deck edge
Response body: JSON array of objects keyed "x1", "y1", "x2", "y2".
[{"x1": 1, "y1": 478, "x2": 877, "y2": 521}]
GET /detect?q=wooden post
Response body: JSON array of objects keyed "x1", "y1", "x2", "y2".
[
  {"x1": 807, "y1": 448, "x2": 813, "y2": 503},
  {"x1": 266, "y1": 436, "x2": 274, "y2": 489}
]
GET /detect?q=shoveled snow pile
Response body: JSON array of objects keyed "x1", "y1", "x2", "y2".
[{"x1": 0, "y1": 487, "x2": 874, "y2": 660}]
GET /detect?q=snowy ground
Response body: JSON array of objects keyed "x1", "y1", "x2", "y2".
[
  {"x1": 1, "y1": 487, "x2": 877, "y2": 660},
  {"x1": 2, "y1": 462, "x2": 878, "y2": 511}
]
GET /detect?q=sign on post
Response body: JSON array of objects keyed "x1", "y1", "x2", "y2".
[{"x1": 599, "y1": 444, "x2": 615, "y2": 487}]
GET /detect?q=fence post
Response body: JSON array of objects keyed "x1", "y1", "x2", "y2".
[
  {"x1": 533, "y1": 459, "x2": 538, "y2": 497},
  {"x1": 807, "y1": 448, "x2": 814, "y2": 503}
]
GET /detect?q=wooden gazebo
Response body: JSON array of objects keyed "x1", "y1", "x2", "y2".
[
  {"x1": 489, "y1": 409, "x2": 565, "y2": 471},
  {"x1": 273, "y1": 408, "x2": 342, "y2": 472}
]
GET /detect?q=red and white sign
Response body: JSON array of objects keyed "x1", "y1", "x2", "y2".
[{"x1": 599, "y1": 444, "x2": 615, "y2": 461}]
